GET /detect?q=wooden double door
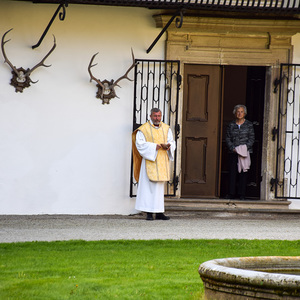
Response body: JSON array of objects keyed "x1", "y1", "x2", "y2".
[{"x1": 181, "y1": 64, "x2": 265, "y2": 199}]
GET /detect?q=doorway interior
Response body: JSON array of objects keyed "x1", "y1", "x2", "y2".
[
  {"x1": 220, "y1": 65, "x2": 265, "y2": 199},
  {"x1": 181, "y1": 64, "x2": 265, "y2": 199}
]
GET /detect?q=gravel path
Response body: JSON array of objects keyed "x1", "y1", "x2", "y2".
[{"x1": 0, "y1": 213, "x2": 299, "y2": 242}]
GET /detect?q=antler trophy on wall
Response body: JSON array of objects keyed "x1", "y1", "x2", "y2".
[
  {"x1": 1, "y1": 28, "x2": 56, "y2": 93},
  {"x1": 88, "y1": 49, "x2": 137, "y2": 104}
]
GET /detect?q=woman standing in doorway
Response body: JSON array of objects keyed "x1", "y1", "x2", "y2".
[{"x1": 225, "y1": 104, "x2": 255, "y2": 200}]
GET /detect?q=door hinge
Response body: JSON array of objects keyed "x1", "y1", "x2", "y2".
[
  {"x1": 174, "y1": 175, "x2": 179, "y2": 191},
  {"x1": 270, "y1": 178, "x2": 278, "y2": 191},
  {"x1": 178, "y1": 74, "x2": 182, "y2": 87},
  {"x1": 272, "y1": 127, "x2": 278, "y2": 141},
  {"x1": 175, "y1": 123, "x2": 180, "y2": 140},
  {"x1": 273, "y1": 78, "x2": 281, "y2": 93}
]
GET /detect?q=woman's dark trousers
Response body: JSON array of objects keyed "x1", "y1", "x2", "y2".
[{"x1": 228, "y1": 153, "x2": 248, "y2": 198}]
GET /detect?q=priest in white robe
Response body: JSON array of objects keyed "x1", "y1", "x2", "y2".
[{"x1": 132, "y1": 108, "x2": 176, "y2": 221}]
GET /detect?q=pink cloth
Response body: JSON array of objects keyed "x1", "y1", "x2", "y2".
[{"x1": 235, "y1": 145, "x2": 251, "y2": 173}]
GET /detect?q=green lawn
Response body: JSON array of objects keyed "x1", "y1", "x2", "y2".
[{"x1": 0, "y1": 239, "x2": 299, "y2": 299}]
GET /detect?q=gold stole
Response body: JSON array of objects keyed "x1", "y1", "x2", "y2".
[{"x1": 132, "y1": 121, "x2": 170, "y2": 182}]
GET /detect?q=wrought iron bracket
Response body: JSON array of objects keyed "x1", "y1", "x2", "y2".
[
  {"x1": 272, "y1": 127, "x2": 278, "y2": 141},
  {"x1": 273, "y1": 78, "x2": 281, "y2": 93},
  {"x1": 32, "y1": 1, "x2": 68, "y2": 49},
  {"x1": 270, "y1": 178, "x2": 278, "y2": 191},
  {"x1": 146, "y1": 9, "x2": 184, "y2": 54}
]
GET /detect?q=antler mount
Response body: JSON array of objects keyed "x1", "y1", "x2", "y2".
[
  {"x1": 9, "y1": 67, "x2": 30, "y2": 92},
  {"x1": 1, "y1": 28, "x2": 56, "y2": 93},
  {"x1": 95, "y1": 79, "x2": 116, "y2": 103},
  {"x1": 88, "y1": 49, "x2": 137, "y2": 104}
]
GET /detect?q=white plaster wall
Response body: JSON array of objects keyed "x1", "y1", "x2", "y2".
[{"x1": 0, "y1": 1, "x2": 165, "y2": 214}]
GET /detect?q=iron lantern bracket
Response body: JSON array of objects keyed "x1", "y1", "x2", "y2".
[
  {"x1": 146, "y1": 9, "x2": 184, "y2": 54},
  {"x1": 32, "y1": 1, "x2": 69, "y2": 49}
]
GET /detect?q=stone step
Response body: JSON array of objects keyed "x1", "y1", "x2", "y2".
[
  {"x1": 165, "y1": 198, "x2": 291, "y2": 209},
  {"x1": 164, "y1": 198, "x2": 300, "y2": 216}
]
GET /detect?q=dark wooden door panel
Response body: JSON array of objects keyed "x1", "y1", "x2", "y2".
[
  {"x1": 184, "y1": 137, "x2": 207, "y2": 184},
  {"x1": 186, "y1": 75, "x2": 209, "y2": 121},
  {"x1": 181, "y1": 65, "x2": 221, "y2": 197}
]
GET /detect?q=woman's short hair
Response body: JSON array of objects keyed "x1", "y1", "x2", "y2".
[{"x1": 233, "y1": 104, "x2": 247, "y2": 115}]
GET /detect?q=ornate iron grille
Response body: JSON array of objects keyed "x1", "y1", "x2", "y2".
[
  {"x1": 130, "y1": 59, "x2": 181, "y2": 197},
  {"x1": 275, "y1": 64, "x2": 300, "y2": 199}
]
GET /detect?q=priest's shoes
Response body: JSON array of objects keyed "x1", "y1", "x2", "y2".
[
  {"x1": 155, "y1": 213, "x2": 170, "y2": 220},
  {"x1": 146, "y1": 213, "x2": 154, "y2": 221}
]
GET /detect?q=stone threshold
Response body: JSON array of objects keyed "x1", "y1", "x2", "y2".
[{"x1": 165, "y1": 198, "x2": 295, "y2": 212}]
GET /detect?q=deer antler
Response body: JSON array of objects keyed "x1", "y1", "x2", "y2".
[
  {"x1": 113, "y1": 49, "x2": 137, "y2": 87},
  {"x1": 88, "y1": 49, "x2": 137, "y2": 103},
  {"x1": 26, "y1": 35, "x2": 56, "y2": 83},
  {"x1": 88, "y1": 52, "x2": 105, "y2": 98},
  {"x1": 1, "y1": 28, "x2": 20, "y2": 78}
]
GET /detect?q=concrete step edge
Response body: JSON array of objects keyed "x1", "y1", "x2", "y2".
[
  {"x1": 165, "y1": 206, "x2": 300, "y2": 214},
  {"x1": 165, "y1": 198, "x2": 291, "y2": 205}
]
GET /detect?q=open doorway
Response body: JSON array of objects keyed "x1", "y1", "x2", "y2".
[
  {"x1": 220, "y1": 66, "x2": 265, "y2": 199},
  {"x1": 181, "y1": 64, "x2": 265, "y2": 199}
]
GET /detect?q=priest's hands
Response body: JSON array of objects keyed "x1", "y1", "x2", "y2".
[
  {"x1": 156, "y1": 143, "x2": 171, "y2": 151},
  {"x1": 161, "y1": 143, "x2": 171, "y2": 151}
]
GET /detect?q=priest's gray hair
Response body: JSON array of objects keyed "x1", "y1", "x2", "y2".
[
  {"x1": 150, "y1": 108, "x2": 161, "y2": 114},
  {"x1": 233, "y1": 104, "x2": 247, "y2": 116}
]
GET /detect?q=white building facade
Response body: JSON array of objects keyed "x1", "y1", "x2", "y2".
[{"x1": 1, "y1": 0, "x2": 300, "y2": 214}]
